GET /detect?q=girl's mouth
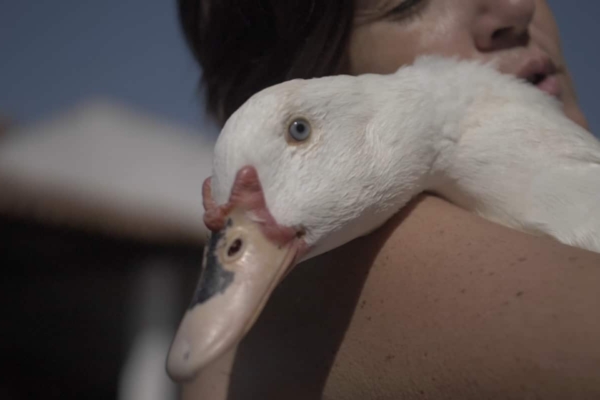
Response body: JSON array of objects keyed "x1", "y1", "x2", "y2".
[{"x1": 526, "y1": 72, "x2": 561, "y2": 98}]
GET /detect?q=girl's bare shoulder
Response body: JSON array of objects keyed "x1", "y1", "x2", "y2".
[{"x1": 183, "y1": 194, "x2": 600, "y2": 400}]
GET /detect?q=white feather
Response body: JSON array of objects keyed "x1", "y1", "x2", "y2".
[{"x1": 212, "y1": 56, "x2": 600, "y2": 256}]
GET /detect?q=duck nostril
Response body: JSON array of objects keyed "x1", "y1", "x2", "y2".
[
  {"x1": 295, "y1": 228, "x2": 306, "y2": 239},
  {"x1": 227, "y1": 239, "x2": 243, "y2": 257}
]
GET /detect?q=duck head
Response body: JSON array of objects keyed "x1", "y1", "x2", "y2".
[{"x1": 167, "y1": 67, "x2": 439, "y2": 381}]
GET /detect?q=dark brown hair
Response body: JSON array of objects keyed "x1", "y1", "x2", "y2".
[{"x1": 178, "y1": 0, "x2": 355, "y2": 125}]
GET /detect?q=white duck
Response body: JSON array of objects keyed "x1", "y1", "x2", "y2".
[{"x1": 166, "y1": 56, "x2": 600, "y2": 381}]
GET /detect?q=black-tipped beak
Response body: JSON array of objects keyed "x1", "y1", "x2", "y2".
[{"x1": 166, "y1": 208, "x2": 302, "y2": 382}]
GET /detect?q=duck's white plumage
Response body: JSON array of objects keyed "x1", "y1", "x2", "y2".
[
  {"x1": 213, "y1": 56, "x2": 600, "y2": 255},
  {"x1": 167, "y1": 56, "x2": 600, "y2": 381}
]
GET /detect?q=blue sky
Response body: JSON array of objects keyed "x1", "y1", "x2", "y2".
[{"x1": 1, "y1": 1, "x2": 599, "y2": 136}]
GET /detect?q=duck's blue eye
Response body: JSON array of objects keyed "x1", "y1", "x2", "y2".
[{"x1": 288, "y1": 118, "x2": 311, "y2": 142}]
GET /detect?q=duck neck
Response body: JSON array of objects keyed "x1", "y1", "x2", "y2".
[
  {"x1": 378, "y1": 58, "x2": 600, "y2": 253},
  {"x1": 365, "y1": 63, "x2": 475, "y2": 208}
]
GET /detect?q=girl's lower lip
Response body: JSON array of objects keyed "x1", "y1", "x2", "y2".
[{"x1": 536, "y1": 74, "x2": 561, "y2": 98}]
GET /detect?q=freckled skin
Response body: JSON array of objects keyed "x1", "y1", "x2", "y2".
[{"x1": 183, "y1": 197, "x2": 600, "y2": 400}]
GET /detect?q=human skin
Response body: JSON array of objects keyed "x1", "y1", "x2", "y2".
[
  {"x1": 349, "y1": 0, "x2": 588, "y2": 129},
  {"x1": 183, "y1": 197, "x2": 600, "y2": 399},
  {"x1": 182, "y1": 0, "x2": 600, "y2": 398}
]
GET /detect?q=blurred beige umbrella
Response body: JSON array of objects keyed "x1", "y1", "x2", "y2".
[{"x1": 0, "y1": 99, "x2": 214, "y2": 244}]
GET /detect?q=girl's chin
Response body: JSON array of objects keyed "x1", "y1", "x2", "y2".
[{"x1": 563, "y1": 103, "x2": 589, "y2": 130}]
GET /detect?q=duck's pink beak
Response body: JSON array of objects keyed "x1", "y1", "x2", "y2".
[{"x1": 166, "y1": 166, "x2": 308, "y2": 382}]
